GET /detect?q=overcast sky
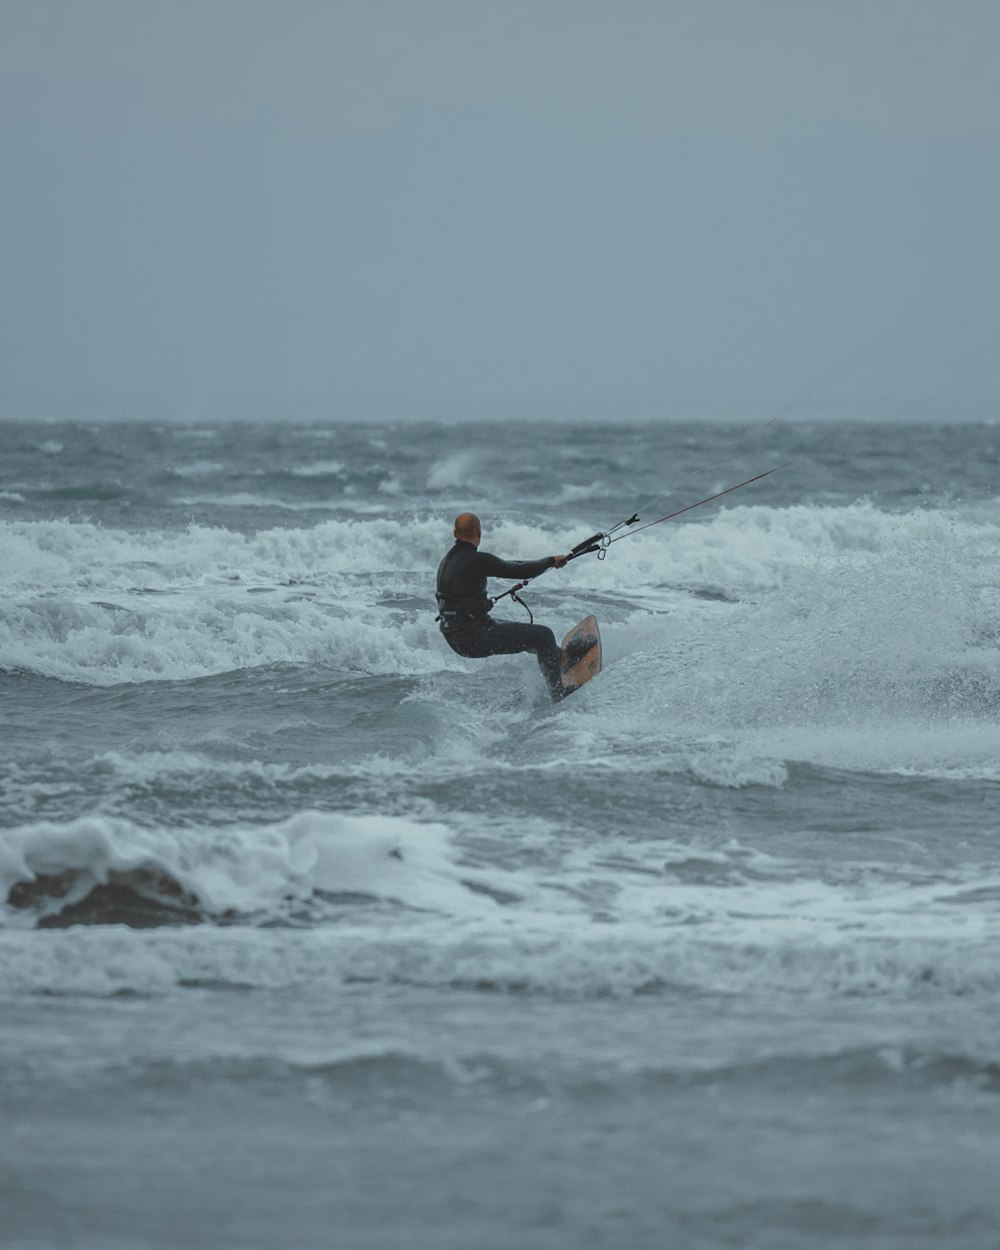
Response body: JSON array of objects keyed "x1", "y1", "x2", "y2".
[{"x1": 2, "y1": 0, "x2": 998, "y2": 422}]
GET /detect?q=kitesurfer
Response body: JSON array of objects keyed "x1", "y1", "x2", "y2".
[{"x1": 436, "y1": 513, "x2": 569, "y2": 699}]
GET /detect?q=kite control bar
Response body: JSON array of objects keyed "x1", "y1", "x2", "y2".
[{"x1": 491, "y1": 527, "x2": 609, "y2": 609}]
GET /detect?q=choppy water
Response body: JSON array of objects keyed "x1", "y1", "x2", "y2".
[{"x1": 2, "y1": 417, "x2": 999, "y2": 1249}]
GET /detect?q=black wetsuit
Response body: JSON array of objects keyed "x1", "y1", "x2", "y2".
[{"x1": 436, "y1": 540, "x2": 563, "y2": 696}]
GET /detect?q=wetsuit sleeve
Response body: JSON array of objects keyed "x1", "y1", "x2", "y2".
[{"x1": 476, "y1": 551, "x2": 556, "y2": 580}]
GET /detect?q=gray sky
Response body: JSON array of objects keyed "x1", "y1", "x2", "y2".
[{"x1": 2, "y1": 0, "x2": 998, "y2": 422}]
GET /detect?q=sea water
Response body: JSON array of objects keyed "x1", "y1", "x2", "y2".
[{"x1": 1, "y1": 418, "x2": 998, "y2": 1249}]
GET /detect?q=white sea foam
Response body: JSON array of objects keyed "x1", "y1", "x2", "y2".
[
  {"x1": 426, "y1": 450, "x2": 479, "y2": 490},
  {"x1": 288, "y1": 460, "x2": 346, "y2": 478},
  {"x1": 553, "y1": 480, "x2": 609, "y2": 505},
  {"x1": 686, "y1": 750, "x2": 789, "y2": 788},
  {"x1": 170, "y1": 461, "x2": 226, "y2": 479},
  {"x1": 0, "y1": 810, "x2": 475, "y2": 926},
  {"x1": 4, "y1": 502, "x2": 994, "y2": 600},
  {"x1": 1, "y1": 910, "x2": 996, "y2": 1000},
  {"x1": 741, "y1": 723, "x2": 1000, "y2": 781},
  {"x1": 3, "y1": 802, "x2": 998, "y2": 1000},
  {"x1": 0, "y1": 595, "x2": 450, "y2": 683},
  {"x1": 2, "y1": 504, "x2": 998, "y2": 714}
]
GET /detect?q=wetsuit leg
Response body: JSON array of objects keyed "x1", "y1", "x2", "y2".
[{"x1": 443, "y1": 621, "x2": 563, "y2": 697}]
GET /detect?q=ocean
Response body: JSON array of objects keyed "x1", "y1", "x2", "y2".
[{"x1": 2, "y1": 416, "x2": 999, "y2": 1249}]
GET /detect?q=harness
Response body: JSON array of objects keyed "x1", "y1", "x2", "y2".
[{"x1": 434, "y1": 591, "x2": 490, "y2": 633}]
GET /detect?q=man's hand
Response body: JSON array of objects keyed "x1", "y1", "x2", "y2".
[{"x1": 552, "y1": 554, "x2": 568, "y2": 568}]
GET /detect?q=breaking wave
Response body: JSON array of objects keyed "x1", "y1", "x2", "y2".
[{"x1": 1, "y1": 502, "x2": 998, "y2": 691}]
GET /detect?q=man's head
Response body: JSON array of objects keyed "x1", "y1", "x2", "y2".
[{"x1": 454, "y1": 512, "x2": 481, "y2": 546}]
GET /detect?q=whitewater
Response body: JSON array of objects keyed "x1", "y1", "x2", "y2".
[{"x1": 2, "y1": 417, "x2": 999, "y2": 1250}]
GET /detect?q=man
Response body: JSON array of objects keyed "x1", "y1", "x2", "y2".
[{"x1": 436, "y1": 512, "x2": 570, "y2": 700}]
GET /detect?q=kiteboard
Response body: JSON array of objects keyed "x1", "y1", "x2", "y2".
[{"x1": 558, "y1": 614, "x2": 601, "y2": 699}]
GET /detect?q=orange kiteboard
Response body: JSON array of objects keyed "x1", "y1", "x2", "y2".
[{"x1": 558, "y1": 615, "x2": 601, "y2": 698}]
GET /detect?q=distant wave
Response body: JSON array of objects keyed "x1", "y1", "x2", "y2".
[
  {"x1": 426, "y1": 450, "x2": 480, "y2": 490},
  {"x1": 168, "y1": 461, "x2": 226, "y2": 478},
  {"x1": 2, "y1": 919, "x2": 998, "y2": 1000},
  {"x1": 30, "y1": 482, "x2": 132, "y2": 501},
  {"x1": 174, "y1": 492, "x2": 359, "y2": 512},
  {"x1": 287, "y1": 460, "x2": 346, "y2": 478},
  {"x1": 7, "y1": 1042, "x2": 995, "y2": 1103}
]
